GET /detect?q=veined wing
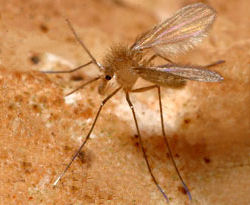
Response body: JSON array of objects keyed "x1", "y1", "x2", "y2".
[
  {"x1": 131, "y1": 3, "x2": 216, "y2": 56},
  {"x1": 134, "y1": 64, "x2": 223, "y2": 87}
]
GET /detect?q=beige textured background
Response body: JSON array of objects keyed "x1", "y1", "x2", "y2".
[{"x1": 0, "y1": 0, "x2": 249, "y2": 204}]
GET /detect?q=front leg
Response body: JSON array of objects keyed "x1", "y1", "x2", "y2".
[{"x1": 41, "y1": 60, "x2": 93, "y2": 74}]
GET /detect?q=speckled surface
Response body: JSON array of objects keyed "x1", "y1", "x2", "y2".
[{"x1": 0, "y1": 0, "x2": 249, "y2": 204}]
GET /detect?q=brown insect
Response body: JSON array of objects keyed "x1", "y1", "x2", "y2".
[{"x1": 43, "y1": 3, "x2": 224, "y2": 203}]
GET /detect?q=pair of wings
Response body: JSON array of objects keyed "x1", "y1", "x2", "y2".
[{"x1": 131, "y1": 3, "x2": 223, "y2": 83}]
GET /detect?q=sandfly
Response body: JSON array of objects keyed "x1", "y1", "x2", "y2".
[{"x1": 43, "y1": 2, "x2": 224, "y2": 203}]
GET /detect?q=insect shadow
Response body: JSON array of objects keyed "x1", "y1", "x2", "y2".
[{"x1": 42, "y1": 3, "x2": 224, "y2": 203}]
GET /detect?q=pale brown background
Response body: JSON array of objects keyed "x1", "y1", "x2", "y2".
[{"x1": 0, "y1": 0, "x2": 249, "y2": 204}]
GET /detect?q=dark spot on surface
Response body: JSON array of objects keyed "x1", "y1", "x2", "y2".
[
  {"x1": 40, "y1": 24, "x2": 49, "y2": 33},
  {"x1": 166, "y1": 153, "x2": 170, "y2": 159},
  {"x1": 64, "y1": 145, "x2": 72, "y2": 152},
  {"x1": 65, "y1": 36, "x2": 75, "y2": 43},
  {"x1": 203, "y1": 157, "x2": 211, "y2": 164},
  {"x1": 84, "y1": 194, "x2": 95, "y2": 203},
  {"x1": 32, "y1": 104, "x2": 39, "y2": 112},
  {"x1": 134, "y1": 142, "x2": 139, "y2": 147},
  {"x1": 178, "y1": 186, "x2": 187, "y2": 195},
  {"x1": 70, "y1": 75, "x2": 84, "y2": 81},
  {"x1": 49, "y1": 112, "x2": 60, "y2": 120},
  {"x1": 38, "y1": 96, "x2": 48, "y2": 104},
  {"x1": 196, "y1": 114, "x2": 201, "y2": 119},
  {"x1": 22, "y1": 161, "x2": 32, "y2": 168},
  {"x1": 15, "y1": 95, "x2": 23, "y2": 102},
  {"x1": 112, "y1": 0, "x2": 127, "y2": 7},
  {"x1": 78, "y1": 151, "x2": 85, "y2": 164},
  {"x1": 107, "y1": 194, "x2": 113, "y2": 200},
  {"x1": 175, "y1": 153, "x2": 180, "y2": 158},
  {"x1": 28, "y1": 196, "x2": 33, "y2": 200},
  {"x1": 73, "y1": 107, "x2": 92, "y2": 118},
  {"x1": 134, "y1": 134, "x2": 138, "y2": 138},
  {"x1": 30, "y1": 55, "x2": 40, "y2": 64},
  {"x1": 8, "y1": 104, "x2": 15, "y2": 110},
  {"x1": 184, "y1": 118, "x2": 191, "y2": 124},
  {"x1": 22, "y1": 161, "x2": 32, "y2": 174},
  {"x1": 71, "y1": 185, "x2": 78, "y2": 192}
]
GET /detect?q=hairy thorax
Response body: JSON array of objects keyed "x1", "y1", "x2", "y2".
[{"x1": 103, "y1": 45, "x2": 146, "y2": 91}]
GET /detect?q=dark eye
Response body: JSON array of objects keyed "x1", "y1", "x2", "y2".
[{"x1": 105, "y1": 75, "x2": 112, "y2": 80}]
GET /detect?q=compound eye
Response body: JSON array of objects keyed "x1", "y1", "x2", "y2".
[{"x1": 105, "y1": 75, "x2": 112, "y2": 80}]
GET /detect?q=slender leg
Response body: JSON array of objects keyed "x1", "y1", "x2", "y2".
[
  {"x1": 131, "y1": 85, "x2": 157, "y2": 93},
  {"x1": 148, "y1": 54, "x2": 174, "y2": 64},
  {"x1": 42, "y1": 61, "x2": 100, "y2": 97},
  {"x1": 65, "y1": 76, "x2": 101, "y2": 96},
  {"x1": 204, "y1": 60, "x2": 225, "y2": 68},
  {"x1": 41, "y1": 61, "x2": 93, "y2": 74},
  {"x1": 125, "y1": 92, "x2": 169, "y2": 203},
  {"x1": 53, "y1": 87, "x2": 121, "y2": 186},
  {"x1": 157, "y1": 86, "x2": 192, "y2": 201},
  {"x1": 131, "y1": 85, "x2": 192, "y2": 201}
]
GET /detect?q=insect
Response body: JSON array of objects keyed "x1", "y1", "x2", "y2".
[{"x1": 43, "y1": 2, "x2": 224, "y2": 203}]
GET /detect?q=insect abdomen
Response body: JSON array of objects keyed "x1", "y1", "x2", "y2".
[{"x1": 136, "y1": 67, "x2": 186, "y2": 88}]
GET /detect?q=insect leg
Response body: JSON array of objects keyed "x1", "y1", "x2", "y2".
[
  {"x1": 41, "y1": 60, "x2": 93, "y2": 74},
  {"x1": 130, "y1": 85, "x2": 157, "y2": 93},
  {"x1": 131, "y1": 85, "x2": 192, "y2": 201},
  {"x1": 148, "y1": 54, "x2": 174, "y2": 64},
  {"x1": 125, "y1": 91, "x2": 169, "y2": 203},
  {"x1": 204, "y1": 60, "x2": 225, "y2": 68},
  {"x1": 53, "y1": 87, "x2": 121, "y2": 186},
  {"x1": 65, "y1": 76, "x2": 101, "y2": 96},
  {"x1": 157, "y1": 86, "x2": 192, "y2": 201}
]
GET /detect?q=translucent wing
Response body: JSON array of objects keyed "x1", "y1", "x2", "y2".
[
  {"x1": 131, "y1": 3, "x2": 216, "y2": 56},
  {"x1": 134, "y1": 64, "x2": 223, "y2": 88}
]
